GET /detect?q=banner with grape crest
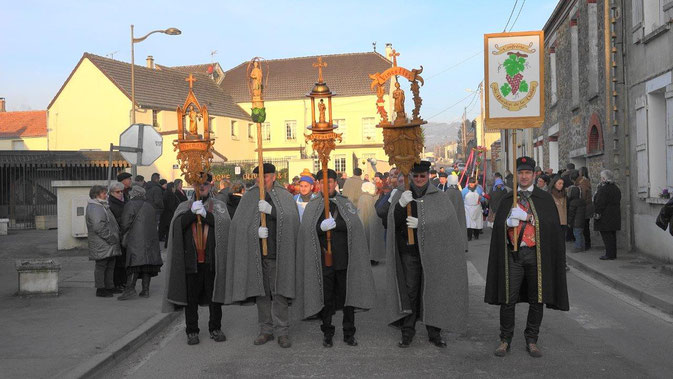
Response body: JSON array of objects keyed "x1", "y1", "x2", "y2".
[{"x1": 484, "y1": 31, "x2": 544, "y2": 130}]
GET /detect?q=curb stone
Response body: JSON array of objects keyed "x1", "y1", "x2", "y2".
[
  {"x1": 566, "y1": 255, "x2": 673, "y2": 315},
  {"x1": 59, "y1": 311, "x2": 181, "y2": 379}
]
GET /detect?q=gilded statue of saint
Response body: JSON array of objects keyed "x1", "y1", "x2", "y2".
[
  {"x1": 318, "y1": 99, "x2": 327, "y2": 124},
  {"x1": 188, "y1": 105, "x2": 198, "y2": 135},
  {"x1": 393, "y1": 82, "x2": 406, "y2": 121},
  {"x1": 250, "y1": 61, "x2": 263, "y2": 99}
]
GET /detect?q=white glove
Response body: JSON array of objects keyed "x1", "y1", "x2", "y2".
[
  {"x1": 258, "y1": 200, "x2": 272, "y2": 215},
  {"x1": 398, "y1": 190, "x2": 414, "y2": 207},
  {"x1": 509, "y1": 207, "x2": 528, "y2": 221},
  {"x1": 191, "y1": 200, "x2": 204, "y2": 215},
  {"x1": 320, "y1": 217, "x2": 337, "y2": 231},
  {"x1": 388, "y1": 189, "x2": 398, "y2": 203},
  {"x1": 258, "y1": 227, "x2": 268, "y2": 239},
  {"x1": 506, "y1": 217, "x2": 520, "y2": 228},
  {"x1": 406, "y1": 216, "x2": 418, "y2": 229},
  {"x1": 197, "y1": 207, "x2": 207, "y2": 218}
]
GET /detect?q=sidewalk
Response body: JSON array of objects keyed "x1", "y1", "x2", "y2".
[
  {"x1": 0, "y1": 229, "x2": 177, "y2": 379},
  {"x1": 565, "y1": 239, "x2": 673, "y2": 315}
]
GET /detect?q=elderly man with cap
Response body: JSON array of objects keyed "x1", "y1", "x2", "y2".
[
  {"x1": 485, "y1": 156, "x2": 569, "y2": 358},
  {"x1": 386, "y1": 161, "x2": 468, "y2": 348},
  {"x1": 293, "y1": 174, "x2": 317, "y2": 222},
  {"x1": 224, "y1": 163, "x2": 300, "y2": 348},
  {"x1": 293, "y1": 168, "x2": 375, "y2": 348},
  {"x1": 163, "y1": 173, "x2": 230, "y2": 346},
  {"x1": 117, "y1": 172, "x2": 133, "y2": 201}
]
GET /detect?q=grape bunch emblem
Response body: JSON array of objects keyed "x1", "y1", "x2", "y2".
[{"x1": 500, "y1": 53, "x2": 529, "y2": 97}]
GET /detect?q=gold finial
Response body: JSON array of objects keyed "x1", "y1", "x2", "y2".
[
  {"x1": 185, "y1": 74, "x2": 197, "y2": 89},
  {"x1": 313, "y1": 56, "x2": 327, "y2": 83},
  {"x1": 391, "y1": 49, "x2": 400, "y2": 67}
]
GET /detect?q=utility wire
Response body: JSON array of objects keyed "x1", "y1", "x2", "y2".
[
  {"x1": 503, "y1": 0, "x2": 519, "y2": 32},
  {"x1": 427, "y1": 91, "x2": 478, "y2": 121},
  {"x1": 426, "y1": 50, "x2": 483, "y2": 80},
  {"x1": 508, "y1": 0, "x2": 526, "y2": 32}
]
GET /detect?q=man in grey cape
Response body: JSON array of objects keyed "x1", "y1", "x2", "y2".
[
  {"x1": 293, "y1": 168, "x2": 375, "y2": 348},
  {"x1": 224, "y1": 163, "x2": 300, "y2": 349},
  {"x1": 162, "y1": 173, "x2": 230, "y2": 346},
  {"x1": 386, "y1": 161, "x2": 468, "y2": 348}
]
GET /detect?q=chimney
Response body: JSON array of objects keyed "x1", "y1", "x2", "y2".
[
  {"x1": 385, "y1": 43, "x2": 393, "y2": 61},
  {"x1": 146, "y1": 55, "x2": 154, "y2": 69},
  {"x1": 0, "y1": 97, "x2": 5, "y2": 112}
]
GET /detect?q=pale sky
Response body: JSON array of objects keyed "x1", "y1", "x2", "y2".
[{"x1": 1, "y1": 0, "x2": 558, "y2": 124}]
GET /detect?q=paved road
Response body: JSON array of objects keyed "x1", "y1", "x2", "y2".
[{"x1": 104, "y1": 230, "x2": 673, "y2": 378}]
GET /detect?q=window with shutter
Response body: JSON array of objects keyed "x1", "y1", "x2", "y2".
[{"x1": 635, "y1": 96, "x2": 649, "y2": 196}]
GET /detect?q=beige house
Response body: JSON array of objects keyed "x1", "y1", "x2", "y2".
[
  {"x1": 220, "y1": 51, "x2": 395, "y2": 177},
  {"x1": 47, "y1": 53, "x2": 255, "y2": 181},
  {"x1": 0, "y1": 99, "x2": 48, "y2": 150}
]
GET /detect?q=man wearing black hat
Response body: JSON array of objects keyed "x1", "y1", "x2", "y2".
[
  {"x1": 117, "y1": 172, "x2": 133, "y2": 201},
  {"x1": 385, "y1": 161, "x2": 468, "y2": 348},
  {"x1": 293, "y1": 168, "x2": 375, "y2": 348},
  {"x1": 436, "y1": 172, "x2": 449, "y2": 192},
  {"x1": 163, "y1": 173, "x2": 230, "y2": 345},
  {"x1": 485, "y1": 156, "x2": 569, "y2": 358},
  {"x1": 429, "y1": 169, "x2": 439, "y2": 187},
  {"x1": 225, "y1": 163, "x2": 300, "y2": 349}
]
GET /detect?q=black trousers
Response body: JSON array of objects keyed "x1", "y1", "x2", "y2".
[
  {"x1": 500, "y1": 247, "x2": 544, "y2": 344},
  {"x1": 467, "y1": 228, "x2": 481, "y2": 240},
  {"x1": 600, "y1": 231, "x2": 617, "y2": 259},
  {"x1": 184, "y1": 263, "x2": 222, "y2": 334},
  {"x1": 320, "y1": 268, "x2": 355, "y2": 338},
  {"x1": 583, "y1": 219, "x2": 592, "y2": 249},
  {"x1": 113, "y1": 249, "x2": 127, "y2": 287},
  {"x1": 399, "y1": 252, "x2": 441, "y2": 340}
]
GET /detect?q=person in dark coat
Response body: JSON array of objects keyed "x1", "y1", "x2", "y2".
[
  {"x1": 656, "y1": 197, "x2": 673, "y2": 236},
  {"x1": 567, "y1": 186, "x2": 586, "y2": 253},
  {"x1": 593, "y1": 170, "x2": 621, "y2": 260},
  {"x1": 574, "y1": 167, "x2": 594, "y2": 249},
  {"x1": 118, "y1": 185, "x2": 163, "y2": 300},
  {"x1": 159, "y1": 182, "x2": 179, "y2": 243},
  {"x1": 86, "y1": 185, "x2": 122, "y2": 297},
  {"x1": 485, "y1": 156, "x2": 569, "y2": 358},
  {"x1": 226, "y1": 180, "x2": 245, "y2": 219},
  {"x1": 174, "y1": 179, "x2": 189, "y2": 203},
  {"x1": 117, "y1": 172, "x2": 133, "y2": 201},
  {"x1": 108, "y1": 182, "x2": 127, "y2": 292},
  {"x1": 144, "y1": 173, "x2": 165, "y2": 228}
]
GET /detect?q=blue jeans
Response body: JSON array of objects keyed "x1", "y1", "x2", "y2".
[{"x1": 573, "y1": 228, "x2": 584, "y2": 250}]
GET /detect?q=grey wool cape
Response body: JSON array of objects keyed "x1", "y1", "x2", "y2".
[
  {"x1": 292, "y1": 193, "x2": 376, "y2": 320},
  {"x1": 224, "y1": 182, "x2": 300, "y2": 304},
  {"x1": 162, "y1": 196, "x2": 231, "y2": 312},
  {"x1": 386, "y1": 184, "x2": 469, "y2": 332},
  {"x1": 447, "y1": 186, "x2": 468, "y2": 252}
]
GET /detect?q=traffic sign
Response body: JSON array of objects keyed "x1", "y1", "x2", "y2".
[{"x1": 119, "y1": 124, "x2": 163, "y2": 166}]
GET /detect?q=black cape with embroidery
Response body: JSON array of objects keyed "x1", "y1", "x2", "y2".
[{"x1": 484, "y1": 187, "x2": 569, "y2": 311}]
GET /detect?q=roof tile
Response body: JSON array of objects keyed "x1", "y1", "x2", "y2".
[{"x1": 0, "y1": 110, "x2": 47, "y2": 138}]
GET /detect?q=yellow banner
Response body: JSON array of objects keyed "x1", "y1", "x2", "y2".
[{"x1": 492, "y1": 42, "x2": 536, "y2": 55}]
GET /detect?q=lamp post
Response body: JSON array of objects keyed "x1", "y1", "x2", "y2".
[{"x1": 129, "y1": 25, "x2": 180, "y2": 176}]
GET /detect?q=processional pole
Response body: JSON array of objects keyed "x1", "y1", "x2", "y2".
[
  {"x1": 174, "y1": 74, "x2": 215, "y2": 251},
  {"x1": 305, "y1": 57, "x2": 341, "y2": 267},
  {"x1": 369, "y1": 50, "x2": 426, "y2": 245},
  {"x1": 248, "y1": 58, "x2": 270, "y2": 256}
]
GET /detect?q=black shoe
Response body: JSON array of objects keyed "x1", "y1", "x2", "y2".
[
  {"x1": 96, "y1": 288, "x2": 113, "y2": 297},
  {"x1": 344, "y1": 336, "x2": 358, "y2": 346},
  {"x1": 398, "y1": 336, "x2": 412, "y2": 348},
  {"x1": 209, "y1": 329, "x2": 226, "y2": 342},
  {"x1": 111, "y1": 286, "x2": 124, "y2": 294},
  {"x1": 139, "y1": 288, "x2": 149, "y2": 298},
  {"x1": 323, "y1": 335, "x2": 333, "y2": 348},
  {"x1": 370, "y1": 260, "x2": 379, "y2": 266},
  {"x1": 429, "y1": 337, "x2": 447, "y2": 348},
  {"x1": 187, "y1": 333, "x2": 200, "y2": 345},
  {"x1": 117, "y1": 288, "x2": 137, "y2": 300},
  {"x1": 599, "y1": 255, "x2": 615, "y2": 260}
]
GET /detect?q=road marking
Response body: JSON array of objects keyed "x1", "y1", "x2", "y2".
[
  {"x1": 467, "y1": 261, "x2": 486, "y2": 287},
  {"x1": 571, "y1": 268, "x2": 673, "y2": 325}
]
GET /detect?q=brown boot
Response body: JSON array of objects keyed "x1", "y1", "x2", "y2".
[
  {"x1": 253, "y1": 333, "x2": 274, "y2": 345},
  {"x1": 494, "y1": 341, "x2": 510, "y2": 357},
  {"x1": 526, "y1": 342, "x2": 542, "y2": 358}
]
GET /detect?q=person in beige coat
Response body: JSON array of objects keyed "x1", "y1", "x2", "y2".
[
  {"x1": 357, "y1": 181, "x2": 386, "y2": 263},
  {"x1": 341, "y1": 168, "x2": 365, "y2": 207}
]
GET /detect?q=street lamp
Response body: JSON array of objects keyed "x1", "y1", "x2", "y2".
[{"x1": 130, "y1": 25, "x2": 181, "y2": 124}]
